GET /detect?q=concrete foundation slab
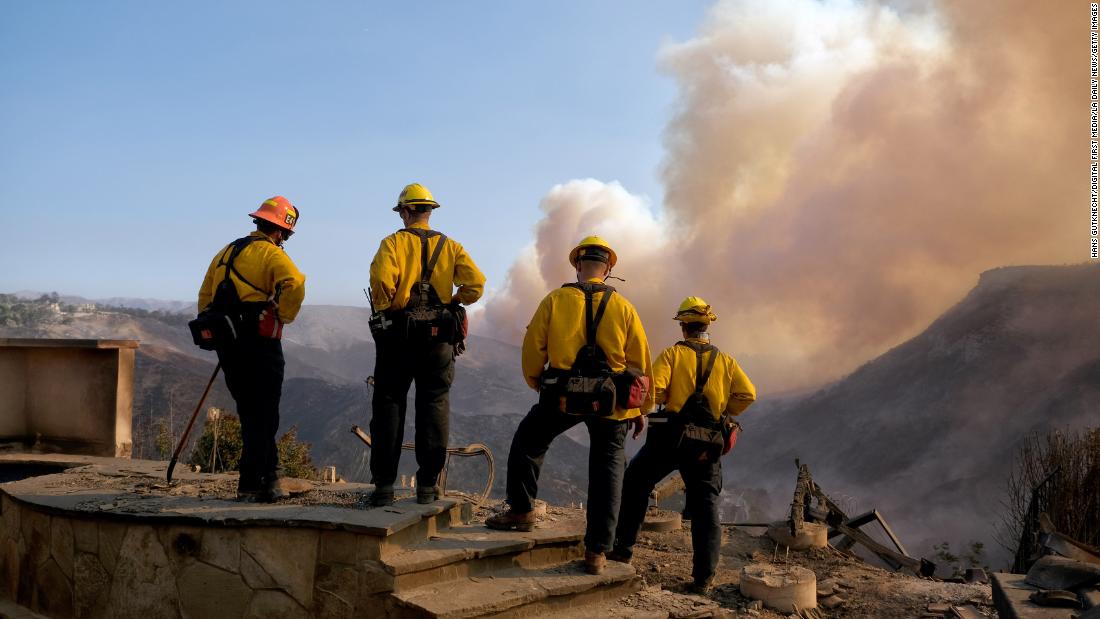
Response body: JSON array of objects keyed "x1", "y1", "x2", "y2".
[
  {"x1": 991, "y1": 572, "x2": 1078, "y2": 619},
  {"x1": 391, "y1": 562, "x2": 639, "y2": 619}
]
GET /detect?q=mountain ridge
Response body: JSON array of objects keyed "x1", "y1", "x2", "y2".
[
  {"x1": 4, "y1": 261, "x2": 1097, "y2": 566},
  {"x1": 725, "y1": 261, "x2": 1100, "y2": 566}
]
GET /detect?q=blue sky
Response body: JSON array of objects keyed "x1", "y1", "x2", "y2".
[{"x1": 1, "y1": 1, "x2": 709, "y2": 306}]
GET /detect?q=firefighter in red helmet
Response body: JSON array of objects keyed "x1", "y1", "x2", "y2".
[{"x1": 196, "y1": 196, "x2": 306, "y2": 502}]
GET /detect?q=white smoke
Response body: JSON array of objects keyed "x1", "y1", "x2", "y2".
[{"x1": 480, "y1": 0, "x2": 1083, "y2": 393}]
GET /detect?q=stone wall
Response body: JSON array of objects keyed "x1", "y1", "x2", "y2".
[{"x1": 0, "y1": 496, "x2": 397, "y2": 619}]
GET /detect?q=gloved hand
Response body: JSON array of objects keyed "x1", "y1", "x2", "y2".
[
  {"x1": 448, "y1": 301, "x2": 469, "y2": 340},
  {"x1": 630, "y1": 415, "x2": 646, "y2": 439}
]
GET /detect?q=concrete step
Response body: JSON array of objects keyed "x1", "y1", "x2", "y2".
[
  {"x1": 388, "y1": 561, "x2": 640, "y2": 619},
  {"x1": 383, "y1": 520, "x2": 586, "y2": 592},
  {"x1": 374, "y1": 497, "x2": 475, "y2": 558}
]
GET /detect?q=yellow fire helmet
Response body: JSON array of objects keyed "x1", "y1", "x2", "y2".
[
  {"x1": 674, "y1": 296, "x2": 718, "y2": 324},
  {"x1": 393, "y1": 182, "x2": 440, "y2": 212},
  {"x1": 568, "y1": 235, "x2": 618, "y2": 269}
]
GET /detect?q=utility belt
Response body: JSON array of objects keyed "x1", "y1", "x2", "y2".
[
  {"x1": 647, "y1": 406, "x2": 738, "y2": 462},
  {"x1": 369, "y1": 302, "x2": 467, "y2": 346},
  {"x1": 405, "y1": 303, "x2": 457, "y2": 343},
  {"x1": 538, "y1": 366, "x2": 650, "y2": 417},
  {"x1": 189, "y1": 301, "x2": 282, "y2": 351}
]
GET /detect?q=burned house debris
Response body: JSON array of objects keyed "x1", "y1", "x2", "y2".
[{"x1": 991, "y1": 514, "x2": 1100, "y2": 618}]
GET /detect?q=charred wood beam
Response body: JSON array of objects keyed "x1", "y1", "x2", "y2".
[
  {"x1": 827, "y1": 510, "x2": 911, "y2": 558},
  {"x1": 790, "y1": 462, "x2": 812, "y2": 536},
  {"x1": 875, "y1": 509, "x2": 910, "y2": 558},
  {"x1": 650, "y1": 473, "x2": 685, "y2": 506},
  {"x1": 833, "y1": 522, "x2": 932, "y2": 576}
]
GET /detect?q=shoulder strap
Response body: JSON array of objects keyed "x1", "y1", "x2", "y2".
[
  {"x1": 397, "y1": 227, "x2": 441, "y2": 241},
  {"x1": 678, "y1": 340, "x2": 719, "y2": 396},
  {"x1": 218, "y1": 237, "x2": 265, "y2": 294},
  {"x1": 423, "y1": 233, "x2": 447, "y2": 283},
  {"x1": 696, "y1": 346, "x2": 719, "y2": 397},
  {"x1": 561, "y1": 283, "x2": 616, "y2": 345},
  {"x1": 399, "y1": 228, "x2": 447, "y2": 307},
  {"x1": 396, "y1": 228, "x2": 447, "y2": 282},
  {"x1": 560, "y1": 281, "x2": 616, "y2": 296},
  {"x1": 586, "y1": 286, "x2": 614, "y2": 346}
]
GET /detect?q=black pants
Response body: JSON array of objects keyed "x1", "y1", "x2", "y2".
[
  {"x1": 613, "y1": 426, "x2": 723, "y2": 584},
  {"x1": 505, "y1": 402, "x2": 629, "y2": 554},
  {"x1": 217, "y1": 336, "x2": 285, "y2": 491},
  {"x1": 369, "y1": 339, "x2": 455, "y2": 488}
]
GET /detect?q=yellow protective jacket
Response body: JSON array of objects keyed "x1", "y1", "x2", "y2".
[
  {"x1": 369, "y1": 222, "x2": 486, "y2": 311},
  {"x1": 521, "y1": 279, "x2": 654, "y2": 420},
  {"x1": 197, "y1": 231, "x2": 307, "y2": 323},
  {"x1": 652, "y1": 337, "x2": 756, "y2": 421}
]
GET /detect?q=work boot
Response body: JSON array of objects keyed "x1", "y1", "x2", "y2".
[
  {"x1": 584, "y1": 551, "x2": 607, "y2": 575},
  {"x1": 607, "y1": 548, "x2": 633, "y2": 565},
  {"x1": 236, "y1": 480, "x2": 262, "y2": 502},
  {"x1": 484, "y1": 509, "x2": 536, "y2": 532},
  {"x1": 259, "y1": 478, "x2": 289, "y2": 503},
  {"x1": 368, "y1": 485, "x2": 395, "y2": 507},
  {"x1": 416, "y1": 485, "x2": 442, "y2": 504},
  {"x1": 686, "y1": 577, "x2": 715, "y2": 595}
]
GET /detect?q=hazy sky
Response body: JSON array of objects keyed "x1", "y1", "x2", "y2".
[
  {"x1": 5, "y1": 2, "x2": 1090, "y2": 392},
  {"x1": 2, "y1": 1, "x2": 707, "y2": 304}
]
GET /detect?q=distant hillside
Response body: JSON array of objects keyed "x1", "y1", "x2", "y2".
[
  {"x1": 11, "y1": 290, "x2": 193, "y2": 314},
  {"x1": 6, "y1": 264, "x2": 1098, "y2": 557},
  {"x1": 0, "y1": 296, "x2": 584, "y2": 503},
  {"x1": 726, "y1": 263, "x2": 1100, "y2": 567}
]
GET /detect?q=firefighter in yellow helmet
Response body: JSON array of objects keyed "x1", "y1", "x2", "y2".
[
  {"x1": 487, "y1": 236, "x2": 654, "y2": 576},
  {"x1": 610, "y1": 296, "x2": 756, "y2": 593},
  {"x1": 195, "y1": 196, "x2": 306, "y2": 502},
  {"x1": 366, "y1": 183, "x2": 486, "y2": 506}
]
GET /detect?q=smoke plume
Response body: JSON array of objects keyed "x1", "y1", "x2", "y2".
[{"x1": 481, "y1": 0, "x2": 1084, "y2": 393}]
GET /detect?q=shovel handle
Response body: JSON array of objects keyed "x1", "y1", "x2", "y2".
[{"x1": 166, "y1": 362, "x2": 221, "y2": 483}]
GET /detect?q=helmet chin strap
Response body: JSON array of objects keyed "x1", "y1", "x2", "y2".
[{"x1": 606, "y1": 275, "x2": 626, "y2": 282}]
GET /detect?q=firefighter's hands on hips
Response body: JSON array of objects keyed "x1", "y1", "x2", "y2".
[{"x1": 630, "y1": 415, "x2": 646, "y2": 439}]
